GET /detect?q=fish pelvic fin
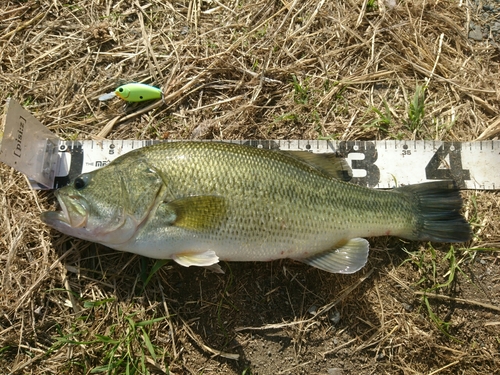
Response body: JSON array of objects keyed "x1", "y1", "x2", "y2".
[
  {"x1": 165, "y1": 195, "x2": 227, "y2": 231},
  {"x1": 296, "y1": 238, "x2": 369, "y2": 274},
  {"x1": 173, "y1": 250, "x2": 219, "y2": 268},
  {"x1": 397, "y1": 181, "x2": 472, "y2": 243}
]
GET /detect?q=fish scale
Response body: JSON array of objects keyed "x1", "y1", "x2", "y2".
[{"x1": 41, "y1": 141, "x2": 471, "y2": 274}]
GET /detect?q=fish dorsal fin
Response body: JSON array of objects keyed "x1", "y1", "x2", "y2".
[
  {"x1": 297, "y1": 238, "x2": 369, "y2": 274},
  {"x1": 173, "y1": 250, "x2": 219, "y2": 267},
  {"x1": 163, "y1": 195, "x2": 227, "y2": 231},
  {"x1": 286, "y1": 151, "x2": 352, "y2": 181}
]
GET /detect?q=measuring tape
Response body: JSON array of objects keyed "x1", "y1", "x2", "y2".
[
  {"x1": 1, "y1": 99, "x2": 499, "y2": 190},
  {"x1": 52, "y1": 139, "x2": 500, "y2": 190}
]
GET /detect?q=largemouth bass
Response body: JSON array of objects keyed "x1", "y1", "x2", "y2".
[{"x1": 41, "y1": 142, "x2": 471, "y2": 274}]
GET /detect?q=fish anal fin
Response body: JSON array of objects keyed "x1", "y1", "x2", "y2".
[
  {"x1": 164, "y1": 195, "x2": 227, "y2": 231},
  {"x1": 286, "y1": 151, "x2": 352, "y2": 181},
  {"x1": 172, "y1": 250, "x2": 220, "y2": 268},
  {"x1": 297, "y1": 238, "x2": 369, "y2": 274}
]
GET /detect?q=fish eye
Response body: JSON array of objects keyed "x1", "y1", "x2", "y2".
[
  {"x1": 118, "y1": 87, "x2": 124, "y2": 92},
  {"x1": 73, "y1": 175, "x2": 89, "y2": 190}
]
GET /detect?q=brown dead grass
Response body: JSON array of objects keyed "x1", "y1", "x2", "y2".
[{"x1": 1, "y1": 0, "x2": 499, "y2": 374}]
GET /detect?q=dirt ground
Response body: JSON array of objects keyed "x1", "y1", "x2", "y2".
[{"x1": 1, "y1": 1, "x2": 499, "y2": 374}]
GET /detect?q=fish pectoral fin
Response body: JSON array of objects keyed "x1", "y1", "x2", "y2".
[
  {"x1": 297, "y1": 238, "x2": 369, "y2": 274},
  {"x1": 172, "y1": 250, "x2": 220, "y2": 268},
  {"x1": 165, "y1": 195, "x2": 227, "y2": 231},
  {"x1": 286, "y1": 151, "x2": 352, "y2": 181}
]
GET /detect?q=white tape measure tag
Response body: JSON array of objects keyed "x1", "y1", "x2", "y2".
[{"x1": 52, "y1": 139, "x2": 500, "y2": 190}]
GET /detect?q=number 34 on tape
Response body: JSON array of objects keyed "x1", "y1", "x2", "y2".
[{"x1": 324, "y1": 140, "x2": 486, "y2": 189}]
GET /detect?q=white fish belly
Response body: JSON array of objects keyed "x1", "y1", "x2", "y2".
[{"x1": 114, "y1": 220, "x2": 353, "y2": 262}]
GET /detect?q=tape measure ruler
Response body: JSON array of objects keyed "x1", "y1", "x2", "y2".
[
  {"x1": 1, "y1": 99, "x2": 499, "y2": 190},
  {"x1": 51, "y1": 138, "x2": 498, "y2": 190}
]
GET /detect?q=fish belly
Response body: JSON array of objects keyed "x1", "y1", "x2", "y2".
[{"x1": 116, "y1": 181, "x2": 402, "y2": 262}]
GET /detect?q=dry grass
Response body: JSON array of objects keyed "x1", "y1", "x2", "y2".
[{"x1": 1, "y1": 0, "x2": 500, "y2": 374}]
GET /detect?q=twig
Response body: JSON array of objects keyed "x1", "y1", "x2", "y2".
[
  {"x1": 475, "y1": 116, "x2": 500, "y2": 141},
  {"x1": 414, "y1": 291, "x2": 500, "y2": 313},
  {"x1": 182, "y1": 319, "x2": 239, "y2": 360},
  {"x1": 277, "y1": 359, "x2": 314, "y2": 374},
  {"x1": 158, "y1": 279, "x2": 178, "y2": 361},
  {"x1": 484, "y1": 321, "x2": 500, "y2": 327},
  {"x1": 320, "y1": 338, "x2": 357, "y2": 357},
  {"x1": 428, "y1": 360, "x2": 460, "y2": 375},
  {"x1": 2, "y1": 13, "x2": 44, "y2": 40},
  {"x1": 425, "y1": 33, "x2": 444, "y2": 88}
]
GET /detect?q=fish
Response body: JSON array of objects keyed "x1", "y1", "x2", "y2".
[
  {"x1": 40, "y1": 141, "x2": 472, "y2": 274},
  {"x1": 114, "y1": 83, "x2": 163, "y2": 102}
]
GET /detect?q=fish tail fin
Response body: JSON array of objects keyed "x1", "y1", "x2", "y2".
[{"x1": 397, "y1": 181, "x2": 472, "y2": 243}]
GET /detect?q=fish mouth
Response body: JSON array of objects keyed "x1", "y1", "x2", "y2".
[{"x1": 41, "y1": 191, "x2": 88, "y2": 229}]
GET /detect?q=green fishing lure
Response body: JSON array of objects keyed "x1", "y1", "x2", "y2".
[
  {"x1": 99, "y1": 83, "x2": 163, "y2": 102},
  {"x1": 115, "y1": 83, "x2": 163, "y2": 102}
]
